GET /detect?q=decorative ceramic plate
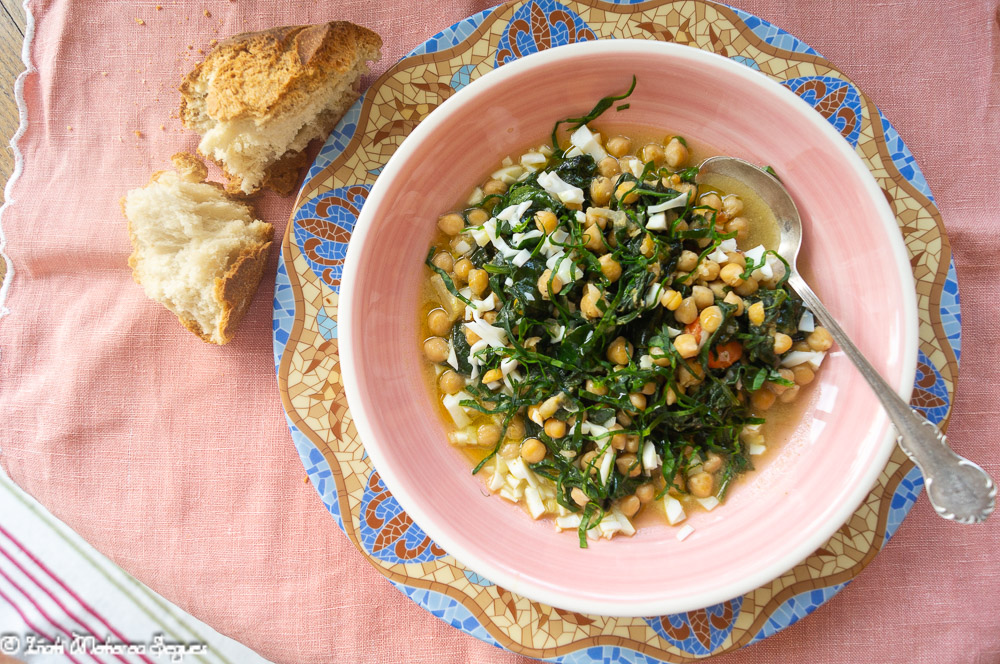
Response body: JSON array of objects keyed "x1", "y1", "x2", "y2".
[{"x1": 273, "y1": 1, "x2": 961, "y2": 660}]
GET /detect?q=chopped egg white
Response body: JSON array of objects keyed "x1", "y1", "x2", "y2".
[
  {"x1": 798, "y1": 310, "x2": 816, "y2": 332},
  {"x1": 647, "y1": 193, "x2": 688, "y2": 213},
  {"x1": 569, "y1": 124, "x2": 608, "y2": 161},
  {"x1": 664, "y1": 496, "x2": 686, "y2": 525},
  {"x1": 780, "y1": 350, "x2": 826, "y2": 370},
  {"x1": 676, "y1": 524, "x2": 695, "y2": 541},
  {"x1": 646, "y1": 212, "x2": 668, "y2": 231},
  {"x1": 537, "y1": 171, "x2": 585, "y2": 205}
]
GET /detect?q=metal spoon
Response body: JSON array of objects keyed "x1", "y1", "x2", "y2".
[{"x1": 698, "y1": 156, "x2": 996, "y2": 524}]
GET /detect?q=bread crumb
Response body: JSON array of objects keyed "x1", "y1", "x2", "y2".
[
  {"x1": 209, "y1": 39, "x2": 217, "y2": 46},
  {"x1": 187, "y1": 45, "x2": 193, "y2": 50},
  {"x1": 203, "y1": 9, "x2": 211, "y2": 17},
  {"x1": 156, "y1": 4, "x2": 162, "y2": 9},
  {"x1": 67, "y1": 125, "x2": 72, "y2": 131},
  {"x1": 101, "y1": 71, "x2": 108, "y2": 76},
  {"x1": 303, "y1": 476, "x2": 309, "y2": 484},
  {"x1": 134, "y1": 17, "x2": 145, "y2": 25},
  {"x1": 134, "y1": 130, "x2": 142, "y2": 138},
  {"x1": 197, "y1": 49, "x2": 204, "y2": 55},
  {"x1": 160, "y1": 124, "x2": 166, "y2": 131}
]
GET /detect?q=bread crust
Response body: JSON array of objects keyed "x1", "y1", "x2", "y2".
[
  {"x1": 124, "y1": 153, "x2": 274, "y2": 345},
  {"x1": 179, "y1": 21, "x2": 381, "y2": 195}
]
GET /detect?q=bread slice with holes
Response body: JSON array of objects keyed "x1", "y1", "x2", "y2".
[
  {"x1": 123, "y1": 153, "x2": 274, "y2": 344},
  {"x1": 179, "y1": 21, "x2": 382, "y2": 196}
]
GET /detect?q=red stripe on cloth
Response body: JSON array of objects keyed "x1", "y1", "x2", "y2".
[
  {"x1": 0, "y1": 581, "x2": 85, "y2": 664},
  {"x1": 0, "y1": 540, "x2": 131, "y2": 664},
  {"x1": 0, "y1": 525, "x2": 154, "y2": 664}
]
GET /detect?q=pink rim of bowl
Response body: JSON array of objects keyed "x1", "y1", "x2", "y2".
[{"x1": 340, "y1": 40, "x2": 918, "y2": 617}]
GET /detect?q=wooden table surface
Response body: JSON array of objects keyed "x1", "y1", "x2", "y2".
[{"x1": 0, "y1": 0, "x2": 26, "y2": 284}]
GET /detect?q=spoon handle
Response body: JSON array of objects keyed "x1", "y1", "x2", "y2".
[{"x1": 786, "y1": 271, "x2": 996, "y2": 524}]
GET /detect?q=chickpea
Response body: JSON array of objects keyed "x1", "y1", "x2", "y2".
[
  {"x1": 780, "y1": 384, "x2": 801, "y2": 403},
  {"x1": 724, "y1": 251, "x2": 746, "y2": 268},
  {"x1": 726, "y1": 216, "x2": 750, "y2": 243},
  {"x1": 688, "y1": 472, "x2": 714, "y2": 498},
  {"x1": 699, "y1": 193, "x2": 723, "y2": 212},
  {"x1": 520, "y1": 437, "x2": 547, "y2": 464},
  {"x1": 467, "y1": 208, "x2": 489, "y2": 225},
  {"x1": 674, "y1": 297, "x2": 698, "y2": 325},
  {"x1": 482, "y1": 179, "x2": 507, "y2": 196},
  {"x1": 606, "y1": 135, "x2": 632, "y2": 158},
  {"x1": 615, "y1": 181, "x2": 640, "y2": 205},
  {"x1": 696, "y1": 259, "x2": 721, "y2": 282},
  {"x1": 649, "y1": 346, "x2": 671, "y2": 367},
  {"x1": 537, "y1": 269, "x2": 563, "y2": 299},
  {"x1": 640, "y1": 143, "x2": 665, "y2": 165},
  {"x1": 499, "y1": 442, "x2": 520, "y2": 460},
  {"x1": 431, "y1": 252, "x2": 454, "y2": 272},
  {"x1": 544, "y1": 418, "x2": 567, "y2": 439},
  {"x1": 691, "y1": 285, "x2": 714, "y2": 309},
  {"x1": 423, "y1": 337, "x2": 449, "y2": 363},
  {"x1": 439, "y1": 370, "x2": 464, "y2": 395},
  {"x1": 722, "y1": 195, "x2": 744, "y2": 218},
  {"x1": 535, "y1": 210, "x2": 559, "y2": 234},
  {"x1": 580, "y1": 283, "x2": 605, "y2": 320},
  {"x1": 699, "y1": 305, "x2": 723, "y2": 333},
  {"x1": 477, "y1": 423, "x2": 502, "y2": 448},
  {"x1": 618, "y1": 495, "x2": 641, "y2": 518},
  {"x1": 765, "y1": 368, "x2": 795, "y2": 395},
  {"x1": 582, "y1": 224, "x2": 605, "y2": 252},
  {"x1": 674, "y1": 333, "x2": 699, "y2": 359},
  {"x1": 808, "y1": 326, "x2": 834, "y2": 351},
  {"x1": 506, "y1": 416, "x2": 526, "y2": 440},
  {"x1": 482, "y1": 368, "x2": 503, "y2": 383},
  {"x1": 792, "y1": 364, "x2": 815, "y2": 386},
  {"x1": 678, "y1": 360, "x2": 704, "y2": 387},
  {"x1": 773, "y1": 332, "x2": 793, "y2": 355},
  {"x1": 723, "y1": 291, "x2": 744, "y2": 316},
  {"x1": 625, "y1": 434, "x2": 640, "y2": 454},
  {"x1": 677, "y1": 250, "x2": 700, "y2": 272},
  {"x1": 616, "y1": 453, "x2": 642, "y2": 478},
  {"x1": 571, "y1": 487, "x2": 590, "y2": 506},
  {"x1": 468, "y1": 268, "x2": 489, "y2": 297},
  {"x1": 597, "y1": 156, "x2": 621, "y2": 179},
  {"x1": 606, "y1": 336, "x2": 633, "y2": 365},
  {"x1": 636, "y1": 483, "x2": 656, "y2": 504},
  {"x1": 608, "y1": 423, "x2": 626, "y2": 450},
  {"x1": 639, "y1": 234, "x2": 656, "y2": 258},
  {"x1": 734, "y1": 276, "x2": 759, "y2": 296},
  {"x1": 464, "y1": 328, "x2": 481, "y2": 346},
  {"x1": 538, "y1": 393, "x2": 564, "y2": 420},
  {"x1": 427, "y1": 309, "x2": 453, "y2": 336},
  {"x1": 483, "y1": 311, "x2": 498, "y2": 324},
  {"x1": 792, "y1": 340, "x2": 812, "y2": 352},
  {"x1": 628, "y1": 392, "x2": 647, "y2": 411},
  {"x1": 720, "y1": 262, "x2": 745, "y2": 287},
  {"x1": 703, "y1": 452, "x2": 724, "y2": 474},
  {"x1": 598, "y1": 254, "x2": 622, "y2": 282},
  {"x1": 453, "y1": 258, "x2": 473, "y2": 282},
  {"x1": 437, "y1": 212, "x2": 465, "y2": 236},
  {"x1": 641, "y1": 381, "x2": 657, "y2": 396},
  {"x1": 750, "y1": 388, "x2": 776, "y2": 411},
  {"x1": 664, "y1": 386, "x2": 678, "y2": 405},
  {"x1": 590, "y1": 176, "x2": 614, "y2": 207},
  {"x1": 660, "y1": 288, "x2": 683, "y2": 311},
  {"x1": 664, "y1": 137, "x2": 689, "y2": 169},
  {"x1": 617, "y1": 411, "x2": 633, "y2": 426},
  {"x1": 585, "y1": 378, "x2": 609, "y2": 396}
]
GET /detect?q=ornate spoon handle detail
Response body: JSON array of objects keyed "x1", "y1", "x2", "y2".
[{"x1": 786, "y1": 272, "x2": 996, "y2": 524}]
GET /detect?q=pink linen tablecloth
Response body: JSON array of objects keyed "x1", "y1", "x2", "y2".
[{"x1": 1, "y1": 1, "x2": 998, "y2": 662}]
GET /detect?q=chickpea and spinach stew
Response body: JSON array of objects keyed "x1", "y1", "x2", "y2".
[{"x1": 420, "y1": 80, "x2": 834, "y2": 547}]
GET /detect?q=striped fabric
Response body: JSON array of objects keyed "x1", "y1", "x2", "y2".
[{"x1": 0, "y1": 473, "x2": 272, "y2": 664}]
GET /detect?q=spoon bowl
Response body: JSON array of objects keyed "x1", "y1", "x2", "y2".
[{"x1": 698, "y1": 156, "x2": 997, "y2": 524}]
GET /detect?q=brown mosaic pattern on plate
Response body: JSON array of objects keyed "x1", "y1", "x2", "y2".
[{"x1": 277, "y1": 0, "x2": 958, "y2": 659}]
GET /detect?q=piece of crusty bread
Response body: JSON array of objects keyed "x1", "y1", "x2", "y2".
[
  {"x1": 123, "y1": 153, "x2": 274, "y2": 345},
  {"x1": 179, "y1": 21, "x2": 382, "y2": 196}
]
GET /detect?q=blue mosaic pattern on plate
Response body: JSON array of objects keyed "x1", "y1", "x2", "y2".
[
  {"x1": 725, "y1": 5, "x2": 820, "y2": 56},
  {"x1": 495, "y1": 0, "x2": 597, "y2": 68},
  {"x1": 782, "y1": 76, "x2": 863, "y2": 147},
  {"x1": 912, "y1": 349, "x2": 951, "y2": 425},
  {"x1": 879, "y1": 110, "x2": 934, "y2": 202},
  {"x1": 292, "y1": 185, "x2": 369, "y2": 294},
  {"x1": 390, "y1": 582, "x2": 501, "y2": 648},
  {"x1": 272, "y1": 5, "x2": 961, "y2": 662},
  {"x1": 462, "y1": 569, "x2": 495, "y2": 587},
  {"x1": 884, "y1": 466, "x2": 925, "y2": 546},
  {"x1": 450, "y1": 64, "x2": 478, "y2": 92},
  {"x1": 306, "y1": 98, "x2": 365, "y2": 181},
  {"x1": 941, "y1": 259, "x2": 961, "y2": 362},
  {"x1": 359, "y1": 471, "x2": 447, "y2": 564},
  {"x1": 748, "y1": 584, "x2": 848, "y2": 644},
  {"x1": 644, "y1": 598, "x2": 742, "y2": 656},
  {"x1": 408, "y1": 9, "x2": 493, "y2": 57},
  {"x1": 729, "y1": 55, "x2": 760, "y2": 71},
  {"x1": 316, "y1": 305, "x2": 337, "y2": 340}
]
